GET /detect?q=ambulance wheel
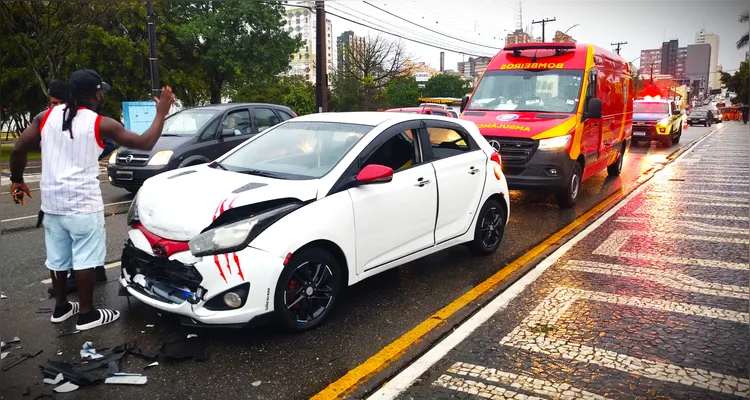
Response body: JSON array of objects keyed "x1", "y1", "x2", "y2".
[
  {"x1": 607, "y1": 146, "x2": 625, "y2": 177},
  {"x1": 555, "y1": 162, "x2": 582, "y2": 209}
]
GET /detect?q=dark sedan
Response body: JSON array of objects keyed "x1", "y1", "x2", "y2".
[
  {"x1": 107, "y1": 103, "x2": 296, "y2": 193},
  {"x1": 687, "y1": 109, "x2": 713, "y2": 127}
]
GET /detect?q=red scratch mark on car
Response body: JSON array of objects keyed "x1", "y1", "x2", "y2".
[
  {"x1": 224, "y1": 253, "x2": 232, "y2": 274},
  {"x1": 233, "y1": 252, "x2": 245, "y2": 280},
  {"x1": 213, "y1": 254, "x2": 227, "y2": 283}
]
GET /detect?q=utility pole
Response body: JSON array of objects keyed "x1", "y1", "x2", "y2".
[
  {"x1": 315, "y1": 1, "x2": 328, "y2": 113},
  {"x1": 531, "y1": 17, "x2": 555, "y2": 42},
  {"x1": 611, "y1": 41, "x2": 627, "y2": 55},
  {"x1": 146, "y1": 0, "x2": 160, "y2": 99}
]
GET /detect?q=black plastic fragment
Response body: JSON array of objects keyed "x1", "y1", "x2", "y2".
[{"x1": 159, "y1": 337, "x2": 208, "y2": 361}]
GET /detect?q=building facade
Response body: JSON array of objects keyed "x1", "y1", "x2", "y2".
[
  {"x1": 685, "y1": 43, "x2": 711, "y2": 98},
  {"x1": 505, "y1": 29, "x2": 537, "y2": 45},
  {"x1": 401, "y1": 60, "x2": 439, "y2": 78},
  {"x1": 639, "y1": 48, "x2": 662, "y2": 76},
  {"x1": 457, "y1": 56, "x2": 492, "y2": 80},
  {"x1": 283, "y1": 2, "x2": 334, "y2": 84},
  {"x1": 695, "y1": 29, "x2": 720, "y2": 90},
  {"x1": 336, "y1": 30, "x2": 365, "y2": 77},
  {"x1": 552, "y1": 30, "x2": 576, "y2": 43}
]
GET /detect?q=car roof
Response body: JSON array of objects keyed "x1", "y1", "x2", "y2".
[
  {"x1": 189, "y1": 103, "x2": 293, "y2": 112},
  {"x1": 292, "y1": 111, "x2": 471, "y2": 129}
]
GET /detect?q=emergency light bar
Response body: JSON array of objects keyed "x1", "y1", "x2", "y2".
[{"x1": 503, "y1": 42, "x2": 576, "y2": 56}]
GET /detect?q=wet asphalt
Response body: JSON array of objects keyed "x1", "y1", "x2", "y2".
[{"x1": 0, "y1": 123, "x2": 718, "y2": 399}]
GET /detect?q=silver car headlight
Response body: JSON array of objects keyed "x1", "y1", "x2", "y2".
[
  {"x1": 188, "y1": 203, "x2": 301, "y2": 257},
  {"x1": 127, "y1": 191, "x2": 140, "y2": 226}
]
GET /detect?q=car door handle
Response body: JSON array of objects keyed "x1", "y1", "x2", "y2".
[
  {"x1": 415, "y1": 178, "x2": 431, "y2": 187},
  {"x1": 469, "y1": 167, "x2": 480, "y2": 175}
]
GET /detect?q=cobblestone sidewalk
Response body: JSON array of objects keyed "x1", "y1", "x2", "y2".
[{"x1": 379, "y1": 123, "x2": 749, "y2": 400}]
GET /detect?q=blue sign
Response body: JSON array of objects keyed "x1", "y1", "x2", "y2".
[
  {"x1": 122, "y1": 101, "x2": 157, "y2": 135},
  {"x1": 496, "y1": 114, "x2": 519, "y2": 121}
]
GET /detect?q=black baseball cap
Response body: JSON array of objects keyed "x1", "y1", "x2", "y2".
[
  {"x1": 48, "y1": 81, "x2": 70, "y2": 102},
  {"x1": 69, "y1": 69, "x2": 111, "y2": 96}
]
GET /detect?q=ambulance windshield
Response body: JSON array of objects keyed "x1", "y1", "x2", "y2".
[{"x1": 468, "y1": 70, "x2": 584, "y2": 113}]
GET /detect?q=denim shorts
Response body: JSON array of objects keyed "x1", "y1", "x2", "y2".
[{"x1": 44, "y1": 212, "x2": 106, "y2": 271}]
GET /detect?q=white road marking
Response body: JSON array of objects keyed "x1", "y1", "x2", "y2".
[
  {"x1": 615, "y1": 216, "x2": 750, "y2": 234},
  {"x1": 1, "y1": 200, "x2": 132, "y2": 224},
  {"x1": 40, "y1": 261, "x2": 121, "y2": 284},
  {"x1": 650, "y1": 201, "x2": 749, "y2": 208},
  {"x1": 592, "y1": 230, "x2": 749, "y2": 270},
  {"x1": 664, "y1": 213, "x2": 749, "y2": 221},
  {"x1": 651, "y1": 189, "x2": 749, "y2": 195},
  {"x1": 434, "y1": 363, "x2": 611, "y2": 400},
  {"x1": 498, "y1": 287, "x2": 749, "y2": 396},
  {"x1": 562, "y1": 260, "x2": 749, "y2": 299},
  {"x1": 646, "y1": 193, "x2": 749, "y2": 203}
]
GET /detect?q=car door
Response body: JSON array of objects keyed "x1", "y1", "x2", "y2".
[
  {"x1": 253, "y1": 106, "x2": 284, "y2": 133},
  {"x1": 348, "y1": 121, "x2": 437, "y2": 273},
  {"x1": 216, "y1": 107, "x2": 253, "y2": 157},
  {"x1": 581, "y1": 68, "x2": 601, "y2": 166},
  {"x1": 423, "y1": 121, "x2": 487, "y2": 244}
]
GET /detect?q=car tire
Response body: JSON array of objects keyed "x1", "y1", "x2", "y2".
[
  {"x1": 555, "y1": 162, "x2": 582, "y2": 208},
  {"x1": 274, "y1": 247, "x2": 343, "y2": 332},
  {"x1": 126, "y1": 187, "x2": 139, "y2": 194},
  {"x1": 660, "y1": 128, "x2": 673, "y2": 147},
  {"x1": 607, "y1": 146, "x2": 625, "y2": 176},
  {"x1": 467, "y1": 199, "x2": 506, "y2": 256}
]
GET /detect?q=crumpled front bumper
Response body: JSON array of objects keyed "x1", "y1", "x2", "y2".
[{"x1": 119, "y1": 228, "x2": 285, "y2": 326}]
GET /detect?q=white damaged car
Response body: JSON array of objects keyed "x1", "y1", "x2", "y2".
[{"x1": 120, "y1": 112, "x2": 509, "y2": 331}]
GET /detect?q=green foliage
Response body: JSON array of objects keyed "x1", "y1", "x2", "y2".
[
  {"x1": 724, "y1": 62, "x2": 749, "y2": 104},
  {"x1": 385, "y1": 76, "x2": 420, "y2": 108},
  {"x1": 233, "y1": 75, "x2": 316, "y2": 115},
  {"x1": 423, "y1": 74, "x2": 472, "y2": 98}
]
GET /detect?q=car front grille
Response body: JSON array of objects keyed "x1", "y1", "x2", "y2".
[
  {"x1": 121, "y1": 242, "x2": 203, "y2": 292},
  {"x1": 116, "y1": 153, "x2": 150, "y2": 166},
  {"x1": 485, "y1": 137, "x2": 536, "y2": 164}
]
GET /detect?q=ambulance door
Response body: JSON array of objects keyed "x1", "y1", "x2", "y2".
[
  {"x1": 598, "y1": 68, "x2": 616, "y2": 161},
  {"x1": 581, "y1": 68, "x2": 601, "y2": 169}
]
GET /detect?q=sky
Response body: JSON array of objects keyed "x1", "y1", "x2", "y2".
[{"x1": 317, "y1": 0, "x2": 749, "y2": 74}]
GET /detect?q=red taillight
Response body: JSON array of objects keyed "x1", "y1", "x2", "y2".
[
  {"x1": 491, "y1": 152, "x2": 502, "y2": 165},
  {"x1": 283, "y1": 252, "x2": 293, "y2": 265}
]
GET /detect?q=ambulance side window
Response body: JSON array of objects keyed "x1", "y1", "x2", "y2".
[{"x1": 585, "y1": 69, "x2": 597, "y2": 100}]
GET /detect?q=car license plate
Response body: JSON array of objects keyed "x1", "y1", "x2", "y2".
[
  {"x1": 636, "y1": 122, "x2": 645, "y2": 126},
  {"x1": 116, "y1": 170, "x2": 133, "y2": 181},
  {"x1": 633, "y1": 131, "x2": 647, "y2": 136}
]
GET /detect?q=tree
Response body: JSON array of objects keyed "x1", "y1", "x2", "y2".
[
  {"x1": 385, "y1": 76, "x2": 420, "y2": 108},
  {"x1": 737, "y1": 10, "x2": 749, "y2": 50},
  {"x1": 334, "y1": 35, "x2": 410, "y2": 110},
  {"x1": 233, "y1": 75, "x2": 316, "y2": 115},
  {"x1": 170, "y1": 0, "x2": 301, "y2": 104},
  {"x1": 423, "y1": 74, "x2": 472, "y2": 98},
  {"x1": 724, "y1": 61, "x2": 749, "y2": 104}
]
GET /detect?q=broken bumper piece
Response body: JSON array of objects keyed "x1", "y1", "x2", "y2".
[{"x1": 120, "y1": 230, "x2": 285, "y2": 326}]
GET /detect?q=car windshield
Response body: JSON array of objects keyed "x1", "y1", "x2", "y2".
[
  {"x1": 162, "y1": 109, "x2": 219, "y2": 136},
  {"x1": 634, "y1": 102, "x2": 669, "y2": 114},
  {"x1": 217, "y1": 121, "x2": 373, "y2": 180},
  {"x1": 467, "y1": 69, "x2": 584, "y2": 113},
  {"x1": 690, "y1": 110, "x2": 707, "y2": 116}
]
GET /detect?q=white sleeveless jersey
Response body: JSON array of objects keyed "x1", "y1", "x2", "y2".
[{"x1": 40, "y1": 105, "x2": 105, "y2": 215}]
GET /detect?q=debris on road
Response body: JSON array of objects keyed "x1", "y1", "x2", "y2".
[
  {"x1": 56, "y1": 351, "x2": 63, "y2": 356},
  {"x1": 105, "y1": 374, "x2": 148, "y2": 385},
  {"x1": 36, "y1": 308, "x2": 52, "y2": 314},
  {"x1": 56, "y1": 330, "x2": 80, "y2": 338},
  {"x1": 1, "y1": 352, "x2": 9, "y2": 360},
  {"x1": 186, "y1": 334, "x2": 198, "y2": 339},
  {"x1": 1, "y1": 350, "x2": 42, "y2": 371},
  {"x1": 146, "y1": 324, "x2": 154, "y2": 328},
  {"x1": 80, "y1": 342, "x2": 103, "y2": 360},
  {"x1": 40, "y1": 360, "x2": 102, "y2": 386},
  {"x1": 251, "y1": 380, "x2": 262, "y2": 387},
  {"x1": 9, "y1": 336, "x2": 21, "y2": 344},
  {"x1": 53, "y1": 382, "x2": 79, "y2": 393},
  {"x1": 159, "y1": 336, "x2": 207, "y2": 361},
  {"x1": 145, "y1": 361, "x2": 159, "y2": 369},
  {"x1": 43, "y1": 373, "x2": 64, "y2": 385},
  {"x1": 1, "y1": 293, "x2": 7, "y2": 299}
]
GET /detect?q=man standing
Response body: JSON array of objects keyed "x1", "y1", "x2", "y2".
[
  {"x1": 45, "y1": 80, "x2": 108, "y2": 296},
  {"x1": 10, "y1": 69, "x2": 174, "y2": 330}
]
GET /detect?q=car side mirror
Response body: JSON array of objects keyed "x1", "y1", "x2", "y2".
[
  {"x1": 356, "y1": 164, "x2": 393, "y2": 184},
  {"x1": 460, "y1": 95, "x2": 470, "y2": 113},
  {"x1": 585, "y1": 98, "x2": 602, "y2": 119},
  {"x1": 221, "y1": 128, "x2": 237, "y2": 137}
]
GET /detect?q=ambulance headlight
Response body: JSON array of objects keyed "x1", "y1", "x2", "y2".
[
  {"x1": 657, "y1": 117, "x2": 671, "y2": 127},
  {"x1": 538, "y1": 134, "x2": 572, "y2": 151}
]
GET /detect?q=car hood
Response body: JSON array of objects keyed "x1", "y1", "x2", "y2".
[
  {"x1": 461, "y1": 111, "x2": 576, "y2": 139},
  {"x1": 118, "y1": 135, "x2": 193, "y2": 156},
  {"x1": 137, "y1": 165, "x2": 319, "y2": 241},
  {"x1": 632, "y1": 113, "x2": 668, "y2": 122}
]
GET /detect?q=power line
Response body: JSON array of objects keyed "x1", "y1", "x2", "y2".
[
  {"x1": 531, "y1": 17, "x2": 555, "y2": 42},
  {"x1": 324, "y1": 9, "x2": 494, "y2": 57},
  {"x1": 362, "y1": 1, "x2": 501, "y2": 50},
  {"x1": 329, "y1": 3, "x2": 495, "y2": 56},
  {"x1": 611, "y1": 41, "x2": 627, "y2": 55}
]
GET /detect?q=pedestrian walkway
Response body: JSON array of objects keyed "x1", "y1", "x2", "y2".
[{"x1": 371, "y1": 122, "x2": 749, "y2": 400}]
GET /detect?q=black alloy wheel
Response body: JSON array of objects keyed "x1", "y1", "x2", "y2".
[
  {"x1": 555, "y1": 162, "x2": 582, "y2": 208},
  {"x1": 274, "y1": 247, "x2": 342, "y2": 331},
  {"x1": 468, "y1": 199, "x2": 506, "y2": 256},
  {"x1": 607, "y1": 145, "x2": 625, "y2": 176}
]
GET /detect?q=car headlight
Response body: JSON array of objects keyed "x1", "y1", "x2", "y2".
[
  {"x1": 108, "y1": 150, "x2": 118, "y2": 165},
  {"x1": 538, "y1": 134, "x2": 571, "y2": 151},
  {"x1": 148, "y1": 150, "x2": 173, "y2": 166},
  {"x1": 189, "y1": 203, "x2": 302, "y2": 257},
  {"x1": 127, "y1": 191, "x2": 139, "y2": 226},
  {"x1": 656, "y1": 117, "x2": 671, "y2": 127}
]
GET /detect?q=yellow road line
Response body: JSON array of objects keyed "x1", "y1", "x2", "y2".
[{"x1": 311, "y1": 190, "x2": 635, "y2": 400}]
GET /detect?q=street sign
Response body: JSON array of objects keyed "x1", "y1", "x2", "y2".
[
  {"x1": 415, "y1": 72, "x2": 429, "y2": 82},
  {"x1": 418, "y1": 84, "x2": 426, "y2": 89},
  {"x1": 122, "y1": 101, "x2": 157, "y2": 135}
]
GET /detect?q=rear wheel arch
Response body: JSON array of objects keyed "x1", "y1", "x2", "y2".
[{"x1": 485, "y1": 193, "x2": 509, "y2": 224}]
